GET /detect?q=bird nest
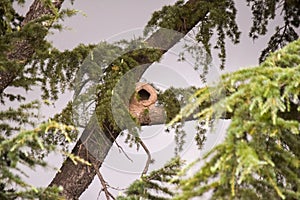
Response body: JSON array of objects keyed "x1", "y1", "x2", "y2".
[{"x1": 129, "y1": 82, "x2": 158, "y2": 123}]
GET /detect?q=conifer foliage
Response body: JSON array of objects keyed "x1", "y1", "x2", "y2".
[
  {"x1": 117, "y1": 157, "x2": 183, "y2": 200},
  {"x1": 172, "y1": 39, "x2": 300, "y2": 200},
  {"x1": 0, "y1": 0, "x2": 93, "y2": 199},
  {"x1": 0, "y1": 0, "x2": 299, "y2": 199}
]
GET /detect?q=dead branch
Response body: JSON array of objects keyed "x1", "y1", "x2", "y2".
[
  {"x1": 92, "y1": 162, "x2": 115, "y2": 200},
  {"x1": 139, "y1": 138, "x2": 152, "y2": 177},
  {"x1": 103, "y1": 123, "x2": 133, "y2": 163}
]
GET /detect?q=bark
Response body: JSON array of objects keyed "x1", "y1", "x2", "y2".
[
  {"x1": 50, "y1": 115, "x2": 116, "y2": 200},
  {"x1": 8, "y1": 1, "x2": 298, "y2": 199},
  {"x1": 0, "y1": 0, "x2": 64, "y2": 94},
  {"x1": 49, "y1": 0, "x2": 210, "y2": 199}
]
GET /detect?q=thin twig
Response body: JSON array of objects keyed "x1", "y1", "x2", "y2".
[
  {"x1": 97, "y1": 190, "x2": 102, "y2": 200},
  {"x1": 107, "y1": 184, "x2": 128, "y2": 191},
  {"x1": 108, "y1": 192, "x2": 115, "y2": 200},
  {"x1": 92, "y1": 162, "x2": 115, "y2": 200},
  {"x1": 115, "y1": 140, "x2": 133, "y2": 163},
  {"x1": 103, "y1": 123, "x2": 133, "y2": 162},
  {"x1": 139, "y1": 138, "x2": 151, "y2": 177}
]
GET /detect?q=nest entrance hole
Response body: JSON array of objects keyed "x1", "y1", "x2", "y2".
[{"x1": 138, "y1": 89, "x2": 150, "y2": 101}]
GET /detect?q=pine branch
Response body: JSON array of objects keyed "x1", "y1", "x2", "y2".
[
  {"x1": 0, "y1": 0, "x2": 64, "y2": 94},
  {"x1": 175, "y1": 39, "x2": 300, "y2": 200},
  {"x1": 49, "y1": 1, "x2": 211, "y2": 199}
]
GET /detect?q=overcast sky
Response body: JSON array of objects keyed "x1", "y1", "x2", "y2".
[{"x1": 13, "y1": 0, "x2": 290, "y2": 199}]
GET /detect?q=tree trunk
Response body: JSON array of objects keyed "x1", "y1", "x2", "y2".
[
  {"x1": 50, "y1": 115, "x2": 117, "y2": 200},
  {"x1": 9, "y1": 1, "x2": 297, "y2": 199},
  {"x1": 49, "y1": 0, "x2": 210, "y2": 199}
]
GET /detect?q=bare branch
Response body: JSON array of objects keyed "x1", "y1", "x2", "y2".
[
  {"x1": 115, "y1": 140, "x2": 134, "y2": 163},
  {"x1": 103, "y1": 123, "x2": 133, "y2": 162},
  {"x1": 139, "y1": 138, "x2": 152, "y2": 177},
  {"x1": 92, "y1": 162, "x2": 115, "y2": 200}
]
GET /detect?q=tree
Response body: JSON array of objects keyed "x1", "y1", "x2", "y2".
[
  {"x1": 1, "y1": 0, "x2": 93, "y2": 199},
  {"x1": 171, "y1": 39, "x2": 300, "y2": 200},
  {"x1": 0, "y1": 0, "x2": 299, "y2": 200}
]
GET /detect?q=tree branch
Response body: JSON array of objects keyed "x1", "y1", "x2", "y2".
[
  {"x1": 49, "y1": 0, "x2": 210, "y2": 199},
  {"x1": 102, "y1": 122, "x2": 133, "y2": 162},
  {"x1": 0, "y1": 0, "x2": 64, "y2": 94},
  {"x1": 92, "y1": 162, "x2": 115, "y2": 200},
  {"x1": 139, "y1": 138, "x2": 152, "y2": 177}
]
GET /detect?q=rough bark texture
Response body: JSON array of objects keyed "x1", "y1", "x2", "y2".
[
  {"x1": 0, "y1": 0, "x2": 64, "y2": 93},
  {"x1": 49, "y1": 115, "x2": 116, "y2": 200},
  {"x1": 3, "y1": 1, "x2": 299, "y2": 199},
  {"x1": 49, "y1": 83, "x2": 166, "y2": 199},
  {"x1": 49, "y1": 1, "x2": 210, "y2": 199}
]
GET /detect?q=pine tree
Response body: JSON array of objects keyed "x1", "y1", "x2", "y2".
[
  {"x1": 0, "y1": 0, "x2": 94, "y2": 199},
  {"x1": 0, "y1": 0, "x2": 299, "y2": 199},
  {"x1": 172, "y1": 37, "x2": 300, "y2": 200},
  {"x1": 117, "y1": 0, "x2": 300, "y2": 199}
]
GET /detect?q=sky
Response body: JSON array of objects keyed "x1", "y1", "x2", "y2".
[{"x1": 12, "y1": 0, "x2": 291, "y2": 199}]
